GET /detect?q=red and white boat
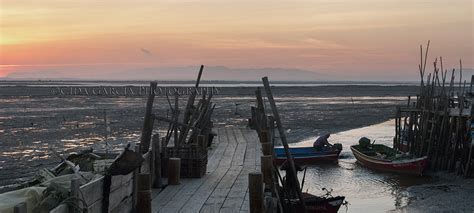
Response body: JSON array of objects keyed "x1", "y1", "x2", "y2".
[{"x1": 351, "y1": 144, "x2": 428, "y2": 176}]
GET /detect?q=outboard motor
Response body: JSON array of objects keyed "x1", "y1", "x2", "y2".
[{"x1": 333, "y1": 143, "x2": 343, "y2": 151}]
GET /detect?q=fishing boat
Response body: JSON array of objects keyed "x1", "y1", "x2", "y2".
[
  {"x1": 350, "y1": 143, "x2": 428, "y2": 175},
  {"x1": 284, "y1": 192, "x2": 346, "y2": 213},
  {"x1": 274, "y1": 146, "x2": 342, "y2": 164},
  {"x1": 279, "y1": 161, "x2": 347, "y2": 213}
]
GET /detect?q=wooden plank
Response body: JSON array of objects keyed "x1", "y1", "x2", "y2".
[
  {"x1": 151, "y1": 179, "x2": 190, "y2": 211},
  {"x1": 231, "y1": 128, "x2": 247, "y2": 167},
  {"x1": 49, "y1": 204, "x2": 68, "y2": 213},
  {"x1": 207, "y1": 128, "x2": 229, "y2": 173},
  {"x1": 241, "y1": 129, "x2": 257, "y2": 168},
  {"x1": 201, "y1": 166, "x2": 242, "y2": 212},
  {"x1": 109, "y1": 179, "x2": 134, "y2": 210},
  {"x1": 79, "y1": 173, "x2": 133, "y2": 206},
  {"x1": 141, "y1": 151, "x2": 152, "y2": 174},
  {"x1": 85, "y1": 199, "x2": 102, "y2": 213},
  {"x1": 206, "y1": 127, "x2": 222, "y2": 159},
  {"x1": 180, "y1": 167, "x2": 229, "y2": 212},
  {"x1": 242, "y1": 128, "x2": 260, "y2": 167},
  {"x1": 13, "y1": 202, "x2": 26, "y2": 213},
  {"x1": 84, "y1": 179, "x2": 133, "y2": 212},
  {"x1": 159, "y1": 178, "x2": 203, "y2": 212},
  {"x1": 221, "y1": 168, "x2": 253, "y2": 210},
  {"x1": 201, "y1": 128, "x2": 253, "y2": 212},
  {"x1": 110, "y1": 196, "x2": 133, "y2": 213},
  {"x1": 240, "y1": 190, "x2": 250, "y2": 212},
  {"x1": 218, "y1": 128, "x2": 238, "y2": 167}
]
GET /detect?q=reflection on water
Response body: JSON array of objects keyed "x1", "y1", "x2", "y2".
[{"x1": 290, "y1": 120, "x2": 432, "y2": 212}]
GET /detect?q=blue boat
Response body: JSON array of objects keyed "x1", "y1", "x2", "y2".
[{"x1": 273, "y1": 146, "x2": 342, "y2": 164}]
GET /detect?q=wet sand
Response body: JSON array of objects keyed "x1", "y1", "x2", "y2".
[{"x1": 390, "y1": 173, "x2": 474, "y2": 212}]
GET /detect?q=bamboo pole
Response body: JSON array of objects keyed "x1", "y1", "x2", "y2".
[{"x1": 140, "y1": 82, "x2": 158, "y2": 154}]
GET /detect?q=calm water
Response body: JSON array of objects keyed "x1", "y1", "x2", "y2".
[{"x1": 286, "y1": 120, "x2": 432, "y2": 212}]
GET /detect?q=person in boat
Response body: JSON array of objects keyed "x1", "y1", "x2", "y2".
[{"x1": 313, "y1": 133, "x2": 333, "y2": 151}]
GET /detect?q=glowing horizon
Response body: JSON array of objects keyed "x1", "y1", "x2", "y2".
[{"x1": 0, "y1": 0, "x2": 472, "y2": 79}]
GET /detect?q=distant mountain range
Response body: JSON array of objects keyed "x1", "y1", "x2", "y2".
[
  {"x1": 2, "y1": 66, "x2": 333, "y2": 81},
  {"x1": 3, "y1": 66, "x2": 473, "y2": 82}
]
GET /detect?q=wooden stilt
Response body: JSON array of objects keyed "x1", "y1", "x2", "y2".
[
  {"x1": 137, "y1": 174, "x2": 151, "y2": 213},
  {"x1": 168, "y1": 158, "x2": 181, "y2": 185},
  {"x1": 249, "y1": 172, "x2": 263, "y2": 213}
]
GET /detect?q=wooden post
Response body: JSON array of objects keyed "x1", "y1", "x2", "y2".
[
  {"x1": 132, "y1": 144, "x2": 140, "y2": 211},
  {"x1": 195, "y1": 65, "x2": 204, "y2": 87},
  {"x1": 262, "y1": 76, "x2": 307, "y2": 212},
  {"x1": 250, "y1": 107, "x2": 257, "y2": 129},
  {"x1": 174, "y1": 92, "x2": 180, "y2": 148},
  {"x1": 168, "y1": 158, "x2": 181, "y2": 185},
  {"x1": 13, "y1": 202, "x2": 26, "y2": 213},
  {"x1": 152, "y1": 134, "x2": 162, "y2": 188},
  {"x1": 268, "y1": 116, "x2": 276, "y2": 146},
  {"x1": 261, "y1": 155, "x2": 273, "y2": 189},
  {"x1": 259, "y1": 130, "x2": 269, "y2": 144},
  {"x1": 137, "y1": 174, "x2": 152, "y2": 213},
  {"x1": 161, "y1": 137, "x2": 167, "y2": 156},
  {"x1": 261, "y1": 143, "x2": 272, "y2": 156},
  {"x1": 249, "y1": 172, "x2": 263, "y2": 213},
  {"x1": 140, "y1": 82, "x2": 158, "y2": 154},
  {"x1": 197, "y1": 135, "x2": 207, "y2": 151},
  {"x1": 70, "y1": 177, "x2": 81, "y2": 213},
  {"x1": 256, "y1": 88, "x2": 267, "y2": 130},
  {"x1": 150, "y1": 135, "x2": 156, "y2": 185}
]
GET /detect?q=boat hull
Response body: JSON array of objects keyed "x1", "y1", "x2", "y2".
[
  {"x1": 284, "y1": 193, "x2": 345, "y2": 213},
  {"x1": 274, "y1": 147, "x2": 341, "y2": 165},
  {"x1": 350, "y1": 145, "x2": 428, "y2": 175}
]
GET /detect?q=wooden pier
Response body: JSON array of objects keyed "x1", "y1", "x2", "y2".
[{"x1": 151, "y1": 127, "x2": 261, "y2": 212}]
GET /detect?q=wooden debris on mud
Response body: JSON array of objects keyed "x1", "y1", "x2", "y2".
[{"x1": 152, "y1": 65, "x2": 216, "y2": 178}]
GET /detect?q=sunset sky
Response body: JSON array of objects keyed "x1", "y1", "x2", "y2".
[{"x1": 0, "y1": 0, "x2": 472, "y2": 80}]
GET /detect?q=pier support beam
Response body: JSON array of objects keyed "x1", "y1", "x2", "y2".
[
  {"x1": 249, "y1": 172, "x2": 263, "y2": 213},
  {"x1": 261, "y1": 155, "x2": 273, "y2": 190},
  {"x1": 137, "y1": 174, "x2": 152, "y2": 213}
]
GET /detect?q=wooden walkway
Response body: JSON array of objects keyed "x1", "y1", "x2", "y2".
[{"x1": 151, "y1": 127, "x2": 261, "y2": 213}]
